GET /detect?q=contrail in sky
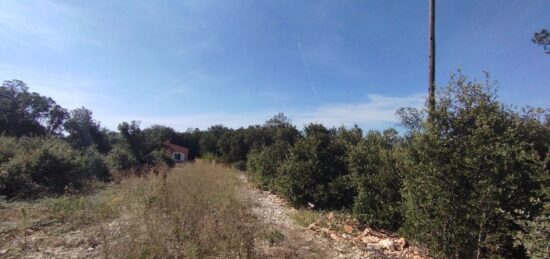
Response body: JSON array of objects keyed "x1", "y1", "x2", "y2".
[{"x1": 296, "y1": 40, "x2": 320, "y2": 104}]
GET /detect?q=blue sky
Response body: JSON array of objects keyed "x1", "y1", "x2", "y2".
[{"x1": 0, "y1": 0, "x2": 548, "y2": 131}]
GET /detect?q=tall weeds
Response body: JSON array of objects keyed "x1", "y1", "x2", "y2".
[{"x1": 108, "y1": 162, "x2": 258, "y2": 258}]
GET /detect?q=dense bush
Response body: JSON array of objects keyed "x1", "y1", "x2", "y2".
[
  {"x1": 106, "y1": 144, "x2": 140, "y2": 171},
  {"x1": 0, "y1": 136, "x2": 19, "y2": 164},
  {"x1": 81, "y1": 148, "x2": 110, "y2": 181},
  {"x1": 64, "y1": 107, "x2": 111, "y2": 153},
  {"x1": 276, "y1": 124, "x2": 353, "y2": 209},
  {"x1": 0, "y1": 137, "x2": 110, "y2": 198},
  {"x1": 149, "y1": 149, "x2": 176, "y2": 168},
  {"x1": 399, "y1": 73, "x2": 549, "y2": 258},
  {"x1": 348, "y1": 131, "x2": 403, "y2": 230},
  {"x1": 247, "y1": 142, "x2": 290, "y2": 190},
  {"x1": 516, "y1": 203, "x2": 550, "y2": 258},
  {"x1": 218, "y1": 129, "x2": 249, "y2": 165},
  {"x1": 208, "y1": 114, "x2": 300, "y2": 171},
  {"x1": 242, "y1": 74, "x2": 548, "y2": 258},
  {"x1": 177, "y1": 128, "x2": 202, "y2": 160},
  {"x1": 108, "y1": 121, "x2": 176, "y2": 171}
]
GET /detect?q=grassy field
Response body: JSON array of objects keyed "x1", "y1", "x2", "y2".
[{"x1": 0, "y1": 162, "x2": 267, "y2": 258}]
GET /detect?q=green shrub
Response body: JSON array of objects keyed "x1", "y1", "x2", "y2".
[
  {"x1": 218, "y1": 129, "x2": 249, "y2": 165},
  {"x1": 200, "y1": 152, "x2": 216, "y2": 163},
  {"x1": 399, "y1": 73, "x2": 549, "y2": 258},
  {"x1": 246, "y1": 142, "x2": 289, "y2": 190},
  {"x1": 0, "y1": 136, "x2": 19, "y2": 164},
  {"x1": 149, "y1": 149, "x2": 175, "y2": 168},
  {"x1": 106, "y1": 144, "x2": 140, "y2": 171},
  {"x1": 0, "y1": 137, "x2": 110, "y2": 198},
  {"x1": 108, "y1": 122, "x2": 177, "y2": 171},
  {"x1": 276, "y1": 124, "x2": 353, "y2": 209},
  {"x1": 348, "y1": 131, "x2": 402, "y2": 230},
  {"x1": 82, "y1": 148, "x2": 111, "y2": 180}
]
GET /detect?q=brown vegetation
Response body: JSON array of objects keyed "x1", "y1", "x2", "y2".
[{"x1": 1, "y1": 163, "x2": 261, "y2": 258}]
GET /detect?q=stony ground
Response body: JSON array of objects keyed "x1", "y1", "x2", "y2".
[
  {"x1": 237, "y1": 173, "x2": 430, "y2": 259},
  {"x1": 238, "y1": 174, "x2": 365, "y2": 259},
  {"x1": 0, "y1": 199, "x2": 104, "y2": 259}
]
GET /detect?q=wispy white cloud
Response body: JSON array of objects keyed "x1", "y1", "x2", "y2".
[
  {"x1": 293, "y1": 94, "x2": 425, "y2": 128},
  {"x1": 99, "y1": 93, "x2": 425, "y2": 131},
  {"x1": 295, "y1": 36, "x2": 320, "y2": 104},
  {"x1": 0, "y1": 0, "x2": 101, "y2": 51}
]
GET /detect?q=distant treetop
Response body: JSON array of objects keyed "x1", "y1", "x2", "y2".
[{"x1": 532, "y1": 29, "x2": 550, "y2": 54}]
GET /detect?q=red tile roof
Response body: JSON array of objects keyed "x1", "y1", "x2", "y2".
[{"x1": 163, "y1": 141, "x2": 189, "y2": 153}]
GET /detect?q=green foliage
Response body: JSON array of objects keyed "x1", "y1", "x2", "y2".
[
  {"x1": 177, "y1": 128, "x2": 202, "y2": 160},
  {"x1": 108, "y1": 121, "x2": 176, "y2": 171},
  {"x1": 399, "y1": 73, "x2": 549, "y2": 258},
  {"x1": 149, "y1": 149, "x2": 175, "y2": 168},
  {"x1": 348, "y1": 131, "x2": 403, "y2": 230},
  {"x1": 0, "y1": 137, "x2": 110, "y2": 198},
  {"x1": 200, "y1": 152, "x2": 216, "y2": 163},
  {"x1": 0, "y1": 136, "x2": 19, "y2": 164},
  {"x1": 64, "y1": 107, "x2": 111, "y2": 153},
  {"x1": 218, "y1": 129, "x2": 249, "y2": 165},
  {"x1": 142, "y1": 125, "x2": 179, "y2": 150},
  {"x1": 0, "y1": 80, "x2": 68, "y2": 137},
  {"x1": 532, "y1": 28, "x2": 550, "y2": 54},
  {"x1": 516, "y1": 203, "x2": 550, "y2": 258},
  {"x1": 247, "y1": 142, "x2": 289, "y2": 190},
  {"x1": 81, "y1": 148, "x2": 110, "y2": 181},
  {"x1": 106, "y1": 143, "x2": 140, "y2": 171},
  {"x1": 276, "y1": 124, "x2": 352, "y2": 209},
  {"x1": 208, "y1": 114, "x2": 299, "y2": 169},
  {"x1": 117, "y1": 121, "x2": 148, "y2": 164},
  {"x1": 263, "y1": 112, "x2": 300, "y2": 145},
  {"x1": 200, "y1": 125, "x2": 230, "y2": 156}
]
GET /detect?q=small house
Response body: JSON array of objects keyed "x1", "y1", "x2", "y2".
[{"x1": 163, "y1": 141, "x2": 190, "y2": 163}]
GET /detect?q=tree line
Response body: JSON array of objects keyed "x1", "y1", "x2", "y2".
[
  {"x1": 1, "y1": 74, "x2": 549, "y2": 258},
  {"x1": 195, "y1": 73, "x2": 550, "y2": 258}
]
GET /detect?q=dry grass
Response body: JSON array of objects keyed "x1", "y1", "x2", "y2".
[
  {"x1": 104, "y1": 162, "x2": 259, "y2": 258},
  {"x1": 289, "y1": 209, "x2": 364, "y2": 235},
  {"x1": 288, "y1": 209, "x2": 324, "y2": 228},
  {"x1": 0, "y1": 183, "x2": 121, "y2": 258},
  {"x1": 1, "y1": 161, "x2": 353, "y2": 258},
  {"x1": 1, "y1": 162, "x2": 262, "y2": 258}
]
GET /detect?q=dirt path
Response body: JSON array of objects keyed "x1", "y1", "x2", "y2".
[
  {"x1": 237, "y1": 173, "x2": 429, "y2": 259},
  {"x1": 237, "y1": 174, "x2": 368, "y2": 258}
]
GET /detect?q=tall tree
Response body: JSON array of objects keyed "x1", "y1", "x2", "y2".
[
  {"x1": 428, "y1": 0, "x2": 436, "y2": 122},
  {"x1": 0, "y1": 80, "x2": 68, "y2": 137},
  {"x1": 117, "y1": 121, "x2": 148, "y2": 164},
  {"x1": 142, "y1": 125, "x2": 179, "y2": 149},
  {"x1": 532, "y1": 28, "x2": 550, "y2": 54},
  {"x1": 64, "y1": 107, "x2": 111, "y2": 153}
]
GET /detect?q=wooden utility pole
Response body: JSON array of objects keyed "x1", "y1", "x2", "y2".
[{"x1": 428, "y1": 0, "x2": 436, "y2": 122}]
